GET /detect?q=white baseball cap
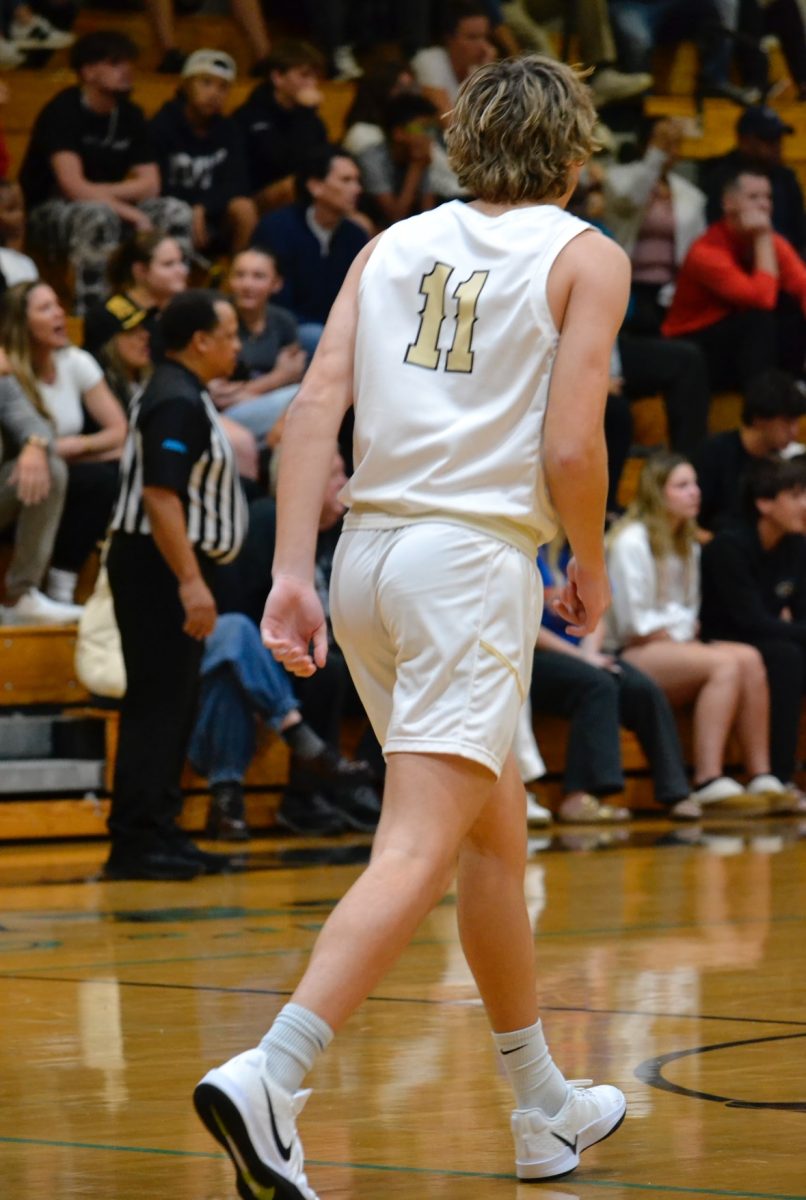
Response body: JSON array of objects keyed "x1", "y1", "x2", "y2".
[{"x1": 182, "y1": 48, "x2": 237, "y2": 83}]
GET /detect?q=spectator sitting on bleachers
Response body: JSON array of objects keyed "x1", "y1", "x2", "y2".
[
  {"x1": 532, "y1": 540, "x2": 697, "y2": 821},
  {"x1": 215, "y1": 448, "x2": 384, "y2": 835},
  {"x1": 700, "y1": 107, "x2": 806, "y2": 255},
  {"x1": 95, "y1": 231, "x2": 259, "y2": 480},
  {"x1": 145, "y1": 0, "x2": 271, "y2": 76},
  {"x1": 695, "y1": 367, "x2": 806, "y2": 533},
  {"x1": 0, "y1": 372, "x2": 81, "y2": 624},
  {"x1": 1, "y1": 281, "x2": 127, "y2": 606},
  {"x1": 604, "y1": 118, "x2": 707, "y2": 336},
  {"x1": 19, "y1": 32, "x2": 194, "y2": 315},
  {"x1": 605, "y1": 450, "x2": 789, "y2": 812},
  {"x1": 739, "y1": 0, "x2": 806, "y2": 102},
  {"x1": 411, "y1": 1, "x2": 497, "y2": 113},
  {"x1": 190, "y1": 612, "x2": 380, "y2": 840},
  {"x1": 83, "y1": 295, "x2": 152, "y2": 408},
  {"x1": 148, "y1": 49, "x2": 258, "y2": 258},
  {"x1": 0, "y1": 180, "x2": 37, "y2": 287},
  {"x1": 343, "y1": 57, "x2": 468, "y2": 204},
  {"x1": 662, "y1": 169, "x2": 806, "y2": 389},
  {"x1": 511, "y1": 0, "x2": 653, "y2": 106},
  {"x1": 354, "y1": 93, "x2": 438, "y2": 227},
  {"x1": 209, "y1": 247, "x2": 306, "y2": 441},
  {"x1": 608, "y1": 0, "x2": 758, "y2": 105},
  {"x1": 252, "y1": 146, "x2": 368, "y2": 358},
  {"x1": 700, "y1": 456, "x2": 806, "y2": 805},
  {"x1": 233, "y1": 39, "x2": 329, "y2": 213}
]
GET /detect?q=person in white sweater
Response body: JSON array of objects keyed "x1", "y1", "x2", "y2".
[{"x1": 605, "y1": 450, "x2": 788, "y2": 813}]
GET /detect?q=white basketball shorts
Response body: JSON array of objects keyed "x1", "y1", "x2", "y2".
[{"x1": 330, "y1": 521, "x2": 542, "y2": 778}]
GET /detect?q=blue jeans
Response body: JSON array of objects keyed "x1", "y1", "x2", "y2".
[
  {"x1": 608, "y1": 0, "x2": 731, "y2": 85},
  {"x1": 225, "y1": 384, "x2": 299, "y2": 440},
  {"x1": 189, "y1": 613, "x2": 298, "y2": 785}
]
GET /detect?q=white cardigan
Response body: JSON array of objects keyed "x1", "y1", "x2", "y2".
[
  {"x1": 605, "y1": 521, "x2": 700, "y2": 652},
  {"x1": 604, "y1": 146, "x2": 707, "y2": 268}
]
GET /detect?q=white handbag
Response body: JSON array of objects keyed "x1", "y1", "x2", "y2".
[{"x1": 75, "y1": 556, "x2": 126, "y2": 698}]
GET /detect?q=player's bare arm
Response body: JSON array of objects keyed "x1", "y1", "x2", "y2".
[
  {"x1": 543, "y1": 230, "x2": 631, "y2": 635},
  {"x1": 261, "y1": 236, "x2": 379, "y2": 675}
]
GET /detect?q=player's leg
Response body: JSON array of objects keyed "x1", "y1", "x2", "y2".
[
  {"x1": 194, "y1": 750, "x2": 497, "y2": 1200},
  {"x1": 456, "y1": 750, "x2": 626, "y2": 1180}
]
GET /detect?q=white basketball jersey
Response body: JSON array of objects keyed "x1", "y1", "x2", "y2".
[{"x1": 342, "y1": 199, "x2": 592, "y2": 558}]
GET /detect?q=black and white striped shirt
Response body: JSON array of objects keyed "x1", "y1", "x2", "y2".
[{"x1": 110, "y1": 360, "x2": 247, "y2": 563}]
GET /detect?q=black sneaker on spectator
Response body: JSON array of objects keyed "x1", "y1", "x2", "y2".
[
  {"x1": 332, "y1": 784, "x2": 381, "y2": 833},
  {"x1": 276, "y1": 790, "x2": 348, "y2": 837},
  {"x1": 206, "y1": 781, "x2": 251, "y2": 842}
]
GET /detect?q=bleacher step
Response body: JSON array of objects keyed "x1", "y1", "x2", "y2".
[{"x1": 0, "y1": 758, "x2": 105, "y2": 795}]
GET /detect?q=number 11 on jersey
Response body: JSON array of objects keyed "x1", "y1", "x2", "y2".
[{"x1": 405, "y1": 261, "x2": 489, "y2": 374}]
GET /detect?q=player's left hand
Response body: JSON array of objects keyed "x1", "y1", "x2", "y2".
[{"x1": 261, "y1": 575, "x2": 328, "y2": 676}]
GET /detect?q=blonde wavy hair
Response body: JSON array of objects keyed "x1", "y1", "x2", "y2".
[
  {"x1": 446, "y1": 55, "x2": 598, "y2": 204},
  {"x1": 608, "y1": 451, "x2": 699, "y2": 602},
  {"x1": 0, "y1": 281, "x2": 51, "y2": 422}
]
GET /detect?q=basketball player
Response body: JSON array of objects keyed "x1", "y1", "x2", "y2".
[{"x1": 194, "y1": 55, "x2": 631, "y2": 1199}]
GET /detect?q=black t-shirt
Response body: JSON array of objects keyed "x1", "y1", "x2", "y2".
[
  {"x1": 20, "y1": 86, "x2": 153, "y2": 211},
  {"x1": 148, "y1": 97, "x2": 250, "y2": 221},
  {"x1": 232, "y1": 84, "x2": 328, "y2": 193},
  {"x1": 694, "y1": 429, "x2": 756, "y2": 533},
  {"x1": 700, "y1": 521, "x2": 806, "y2": 645}
]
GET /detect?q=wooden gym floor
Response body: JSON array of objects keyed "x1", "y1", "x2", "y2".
[{"x1": 0, "y1": 815, "x2": 804, "y2": 1200}]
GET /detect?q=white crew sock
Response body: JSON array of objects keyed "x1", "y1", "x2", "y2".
[
  {"x1": 492, "y1": 1019, "x2": 568, "y2": 1115},
  {"x1": 260, "y1": 1002, "x2": 334, "y2": 1095}
]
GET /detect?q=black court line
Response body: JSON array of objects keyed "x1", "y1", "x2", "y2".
[
  {"x1": 0, "y1": 1135, "x2": 804, "y2": 1199},
  {"x1": 3, "y1": 970, "x2": 806, "y2": 1031}
]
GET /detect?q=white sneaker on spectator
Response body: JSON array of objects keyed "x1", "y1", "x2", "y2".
[
  {"x1": 690, "y1": 776, "x2": 744, "y2": 805},
  {"x1": 0, "y1": 37, "x2": 25, "y2": 66},
  {"x1": 46, "y1": 567, "x2": 79, "y2": 604},
  {"x1": 526, "y1": 793, "x2": 553, "y2": 827},
  {"x1": 670, "y1": 796, "x2": 702, "y2": 821},
  {"x1": 333, "y1": 44, "x2": 363, "y2": 81},
  {"x1": 194, "y1": 1048, "x2": 319, "y2": 1200},
  {"x1": 2, "y1": 588, "x2": 82, "y2": 626},
  {"x1": 512, "y1": 1080, "x2": 626, "y2": 1180},
  {"x1": 746, "y1": 773, "x2": 786, "y2": 796},
  {"x1": 590, "y1": 67, "x2": 653, "y2": 107},
  {"x1": 10, "y1": 15, "x2": 74, "y2": 49}
]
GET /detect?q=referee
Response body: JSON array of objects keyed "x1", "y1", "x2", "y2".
[{"x1": 104, "y1": 290, "x2": 248, "y2": 881}]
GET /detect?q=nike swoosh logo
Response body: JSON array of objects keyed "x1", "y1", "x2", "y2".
[
  {"x1": 211, "y1": 1106, "x2": 277, "y2": 1200},
  {"x1": 551, "y1": 1130, "x2": 579, "y2": 1153},
  {"x1": 263, "y1": 1082, "x2": 293, "y2": 1162},
  {"x1": 501, "y1": 1044, "x2": 528, "y2": 1056}
]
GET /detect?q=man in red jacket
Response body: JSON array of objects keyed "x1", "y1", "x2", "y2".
[{"x1": 663, "y1": 168, "x2": 806, "y2": 386}]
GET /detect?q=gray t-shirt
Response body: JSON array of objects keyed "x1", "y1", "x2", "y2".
[{"x1": 235, "y1": 303, "x2": 299, "y2": 380}]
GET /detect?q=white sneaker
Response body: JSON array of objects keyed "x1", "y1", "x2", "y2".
[
  {"x1": 589, "y1": 67, "x2": 653, "y2": 106},
  {"x1": 46, "y1": 567, "x2": 78, "y2": 604},
  {"x1": 333, "y1": 44, "x2": 363, "y2": 81},
  {"x1": 512, "y1": 1079, "x2": 626, "y2": 1180},
  {"x1": 194, "y1": 1048, "x2": 319, "y2": 1200},
  {"x1": 0, "y1": 37, "x2": 25, "y2": 66},
  {"x1": 10, "y1": 15, "x2": 74, "y2": 49},
  {"x1": 746, "y1": 773, "x2": 786, "y2": 796},
  {"x1": 690, "y1": 776, "x2": 745, "y2": 805},
  {"x1": 2, "y1": 588, "x2": 82, "y2": 626},
  {"x1": 526, "y1": 793, "x2": 553, "y2": 827}
]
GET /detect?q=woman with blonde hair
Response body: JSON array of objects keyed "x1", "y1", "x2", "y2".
[
  {"x1": 605, "y1": 450, "x2": 787, "y2": 813},
  {"x1": 1, "y1": 280, "x2": 127, "y2": 607}
]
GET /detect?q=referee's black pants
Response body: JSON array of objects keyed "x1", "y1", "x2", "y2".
[{"x1": 106, "y1": 533, "x2": 212, "y2": 858}]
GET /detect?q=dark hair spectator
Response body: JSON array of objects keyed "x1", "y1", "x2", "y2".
[
  {"x1": 69, "y1": 30, "x2": 138, "y2": 72},
  {"x1": 743, "y1": 367, "x2": 806, "y2": 424}
]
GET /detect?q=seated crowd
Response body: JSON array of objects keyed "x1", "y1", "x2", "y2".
[{"x1": 3, "y1": 0, "x2": 806, "y2": 860}]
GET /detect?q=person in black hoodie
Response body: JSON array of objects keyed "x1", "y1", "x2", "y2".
[
  {"x1": 700, "y1": 455, "x2": 806, "y2": 795},
  {"x1": 232, "y1": 39, "x2": 329, "y2": 212},
  {"x1": 149, "y1": 49, "x2": 257, "y2": 256}
]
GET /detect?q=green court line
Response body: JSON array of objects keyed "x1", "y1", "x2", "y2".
[{"x1": 0, "y1": 1135, "x2": 803, "y2": 1199}]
